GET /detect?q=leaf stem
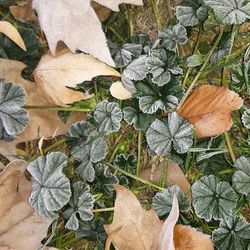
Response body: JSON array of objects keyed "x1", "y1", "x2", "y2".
[
  {"x1": 23, "y1": 105, "x2": 92, "y2": 112},
  {"x1": 44, "y1": 139, "x2": 66, "y2": 154},
  {"x1": 178, "y1": 26, "x2": 224, "y2": 109},
  {"x1": 150, "y1": 0, "x2": 162, "y2": 30},
  {"x1": 92, "y1": 207, "x2": 115, "y2": 213},
  {"x1": 136, "y1": 129, "x2": 143, "y2": 176},
  {"x1": 224, "y1": 131, "x2": 236, "y2": 162}
]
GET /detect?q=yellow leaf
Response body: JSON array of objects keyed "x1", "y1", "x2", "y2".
[{"x1": 110, "y1": 81, "x2": 132, "y2": 100}]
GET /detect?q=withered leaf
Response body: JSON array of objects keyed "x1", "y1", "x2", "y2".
[
  {"x1": 177, "y1": 85, "x2": 243, "y2": 138},
  {"x1": 10, "y1": 0, "x2": 37, "y2": 21}
]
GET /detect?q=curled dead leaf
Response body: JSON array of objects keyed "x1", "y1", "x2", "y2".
[
  {"x1": 10, "y1": 0, "x2": 37, "y2": 21},
  {"x1": 0, "y1": 21, "x2": 26, "y2": 51},
  {"x1": 177, "y1": 85, "x2": 243, "y2": 138},
  {"x1": 110, "y1": 81, "x2": 132, "y2": 100}
]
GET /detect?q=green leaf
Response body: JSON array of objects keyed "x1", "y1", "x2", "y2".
[
  {"x1": 176, "y1": 0, "x2": 204, "y2": 26},
  {"x1": 63, "y1": 182, "x2": 94, "y2": 230},
  {"x1": 242, "y1": 109, "x2": 250, "y2": 129},
  {"x1": 152, "y1": 186, "x2": 190, "y2": 218},
  {"x1": 0, "y1": 79, "x2": 29, "y2": 141},
  {"x1": 231, "y1": 64, "x2": 246, "y2": 92},
  {"x1": 146, "y1": 49, "x2": 183, "y2": 86},
  {"x1": 27, "y1": 152, "x2": 71, "y2": 219},
  {"x1": 203, "y1": 0, "x2": 250, "y2": 24},
  {"x1": 121, "y1": 74, "x2": 137, "y2": 93},
  {"x1": 212, "y1": 216, "x2": 250, "y2": 250},
  {"x1": 94, "y1": 100, "x2": 122, "y2": 133},
  {"x1": 66, "y1": 121, "x2": 108, "y2": 182},
  {"x1": 113, "y1": 154, "x2": 137, "y2": 173},
  {"x1": 135, "y1": 77, "x2": 183, "y2": 114},
  {"x1": 192, "y1": 175, "x2": 238, "y2": 221},
  {"x1": 145, "y1": 112, "x2": 193, "y2": 155},
  {"x1": 159, "y1": 24, "x2": 188, "y2": 51},
  {"x1": 186, "y1": 54, "x2": 203, "y2": 67},
  {"x1": 232, "y1": 156, "x2": 250, "y2": 195}
]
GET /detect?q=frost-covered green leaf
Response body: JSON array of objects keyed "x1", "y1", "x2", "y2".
[
  {"x1": 113, "y1": 154, "x2": 137, "y2": 173},
  {"x1": 94, "y1": 100, "x2": 122, "y2": 133},
  {"x1": 232, "y1": 156, "x2": 250, "y2": 195},
  {"x1": 192, "y1": 175, "x2": 237, "y2": 221},
  {"x1": 203, "y1": 0, "x2": 250, "y2": 24},
  {"x1": 135, "y1": 77, "x2": 183, "y2": 114},
  {"x1": 176, "y1": 0, "x2": 204, "y2": 26},
  {"x1": 109, "y1": 41, "x2": 142, "y2": 67},
  {"x1": 242, "y1": 109, "x2": 250, "y2": 129},
  {"x1": 0, "y1": 79, "x2": 29, "y2": 140},
  {"x1": 146, "y1": 112, "x2": 193, "y2": 155},
  {"x1": 187, "y1": 54, "x2": 203, "y2": 67},
  {"x1": 27, "y1": 152, "x2": 71, "y2": 219},
  {"x1": 159, "y1": 24, "x2": 188, "y2": 51},
  {"x1": 67, "y1": 121, "x2": 108, "y2": 182},
  {"x1": 231, "y1": 64, "x2": 247, "y2": 93},
  {"x1": 146, "y1": 49, "x2": 183, "y2": 86},
  {"x1": 123, "y1": 106, "x2": 156, "y2": 130},
  {"x1": 123, "y1": 55, "x2": 149, "y2": 81},
  {"x1": 152, "y1": 186, "x2": 190, "y2": 218},
  {"x1": 63, "y1": 182, "x2": 94, "y2": 230},
  {"x1": 212, "y1": 216, "x2": 250, "y2": 250},
  {"x1": 121, "y1": 73, "x2": 137, "y2": 93}
]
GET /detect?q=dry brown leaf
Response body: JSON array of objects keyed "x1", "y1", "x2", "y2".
[
  {"x1": 32, "y1": 0, "x2": 143, "y2": 66},
  {"x1": 92, "y1": 2, "x2": 111, "y2": 22},
  {"x1": 0, "y1": 21, "x2": 26, "y2": 51},
  {"x1": 10, "y1": 0, "x2": 37, "y2": 21},
  {"x1": 110, "y1": 81, "x2": 132, "y2": 100},
  {"x1": 140, "y1": 159, "x2": 191, "y2": 195},
  {"x1": 34, "y1": 49, "x2": 120, "y2": 106},
  {"x1": 0, "y1": 160, "x2": 52, "y2": 250},
  {"x1": 104, "y1": 185, "x2": 213, "y2": 250},
  {"x1": 0, "y1": 58, "x2": 84, "y2": 158},
  {"x1": 177, "y1": 85, "x2": 243, "y2": 138}
]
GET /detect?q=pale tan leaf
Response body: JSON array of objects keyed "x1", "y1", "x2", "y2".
[
  {"x1": 0, "y1": 160, "x2": 52, "y2": 250},
  {"x1": 93, "y1": 0, "x2": 143, "y2": 11},
  {"x1": 0, "y1": 58, "x2": 84, "y2": 158},
  {"x1": 10, "y1": 0, "x2": 37, "y2": 21},
  {"x1": 92, "y1": 2, "x2": 111, "y2": 22},
  {"x1": 0, "y1": 21, "x2": 26, "y2": 51},
  {"x1": 177, "y1": 84, "x2": 243, "y2": 138},
  {"x1": 110, "y1": 81, "x2": 132, "y2": 100},
  {"x1": 34, "y1": 49, "x2": 120, "y2": 106}
]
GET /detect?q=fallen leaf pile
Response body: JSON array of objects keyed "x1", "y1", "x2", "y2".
[{"x1": 104, "y1": 185, "x2": 214, "y2": 250}]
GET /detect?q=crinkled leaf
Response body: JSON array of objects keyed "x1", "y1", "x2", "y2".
[
  {"x1": 64, "y1": 182, "x2": 94, "y2": 230},
  {"x1": 192, "y1": 175, "x2": 237, "y2": 221},
  {"x1": 146, "y1": 49, "x2": 183, "y2": 86},
  {"x1": 113, "y1": 154, "x2": 136, "y2": 173},
  {"x1": 152, "y1": 185, "x2": 190, "y2": 218},
  {"x1": 176, "y1": 0, "x2": 204, "y2": 26},
  {"x1": 203, "y1": 0, "x2": 250, "y2": 24},
  {"x1": 187, "y1": 54, "x2": 203, "y2": 67},
  {"x1": 94, "y1": 100, "x2": 123, "y2": 133},
  {"x1": 242, "y1": 109, "x2": 250, "y2": 129},
  {"x1": 27, "y1": 152, "x2": 71, "y2": 219},
  {"x1": 232, "y1": 156, "x2": 250, "y2": 195},
  {"x1": 0, "y1": 79, "x2": 29, "y2": 140},
  {"x1": 121, "y1": 73, "x2": 137, "y2": 93},
  {"x1": 212, "y1": 216, "x2": 250, "y2": 250},
  {"x1": 146, "y1": 112, "x2": 193, "y2": 155},
  {"x1": 159, "y1": 24, "x2": 188, "y2": 51}
]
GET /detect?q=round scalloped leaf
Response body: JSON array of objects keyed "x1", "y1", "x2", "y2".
[
  {"x1": 64, "y1": 182, "x2": 94, "y2": 230},
  {"x1": 159, "y1": 24, "x2": 188, "y2": 51},
  {"x1": 232, "y1": 156, "x2": 250, "y2": 195},
  {"x1": 242, "y1": 109, "x2": 250, "y2": 129},
  {"x1": 94, "y1": 100, "x2": 122, "y2": 133},
  {"x1": 212, "y1": 216, "x2": 250, "y2": 250},
  {"x1": 192, "y1": 175, "x2": 237, "y2": 221},
  {"x1": 152, "y1": 186, "x2": 190, "y2": 218},
  {"x1": 146, "y1": 112, "x2": 193, "y2": 155},
  {"x1": 113, "y1": 154, "x2": 137, "y2": 174},
  {"x1": 27, "y1": 152, "x2": 71, "y2": 219},
  {"x1": 0, "y1": 79, "x2": 29, "y2": 140},
  {"x1": 203, "y1": 0, "x2": 250, "y2": 24}
]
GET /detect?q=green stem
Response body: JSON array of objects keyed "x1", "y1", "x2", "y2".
[
  {"x1": 106, "y1": 162, "x2": 164, "y2": 190},
  {"x1": 23, "y1": 105, "x2": 92, "y2": 112},
  {"x1": 178, "y1": 26, "x2": 224, "y2": 109},
  {"x1": 136, "y1": 130, "x2": 143, "y2": 176},
  {"x1": 44, "y1": 139, "x2": 66, "y2": 154},
  {"x1": 218, "y1": 168, "x2": 234, "y2": 176},
  {"x1": 224, "y1": 132, "x2": 236, "y2": 162},
  {"x1": 92, "y1": 207, "x2": 115, "y2": 213},
  {"x1": 160, "y1": 159, "x2": 168, "y2": 187},
  {"x1": 150, "y1": 0, "x2": 162, "y2": 30}
]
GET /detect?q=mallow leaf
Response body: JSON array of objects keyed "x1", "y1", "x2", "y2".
[
  {"x1": 192, "y1": 175, "x2": 238, "y2": 221},
  {"x1": 67, "y1": 121, "x2": 108, "y2": 182},
  {"x1": 203, "y1": 0, "x2": 250, "y2": 24},
  {"x1": 152, "y1": 185, "x2": 190, "y2": 218},
  {"x1": 63, "y1": 182, "x2": 94, "y2": 230},
  {"x1": 0, "y1": 79, "x2": 29, "y2": 140},
  {"x1": 159, "y1": 24, "x2": 188, "y2": 51},
  {"x1": 27, "y1": 152, "x2": 71, "y2": 219},
  {"x1": 145, "y1": 112, "x2": 193, "y2": 155},
  {"x1": 94, "y1": 100, "x2": 123, "y2": 133},
  {"x1": 176, "y1": 0, "x2": 204, "y2": 26},
  {"x1": 135, "y1": 77, "x2": 183, "y2": 114},
  {"x1": 146, "y1": 49, "x2": 183, "y2": 86},
  {"x1": 113, "y1": 154, "x2": 137, "y2": 174},
  {"x1": 232, "y1": 156, "x2": 250, "y2": 195},
  {"x1": 186, "y1": 54, "x2": 203, "y2": 67},
  {"x1": 242, "y1": 109, "x2": 250, "y2": 129},
  {"x1": 121, "y1": 73, "x2": 137, "y2": 93},
  {"x1": 212, "y1": 216, "x2": 250, "y2": 250}
]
